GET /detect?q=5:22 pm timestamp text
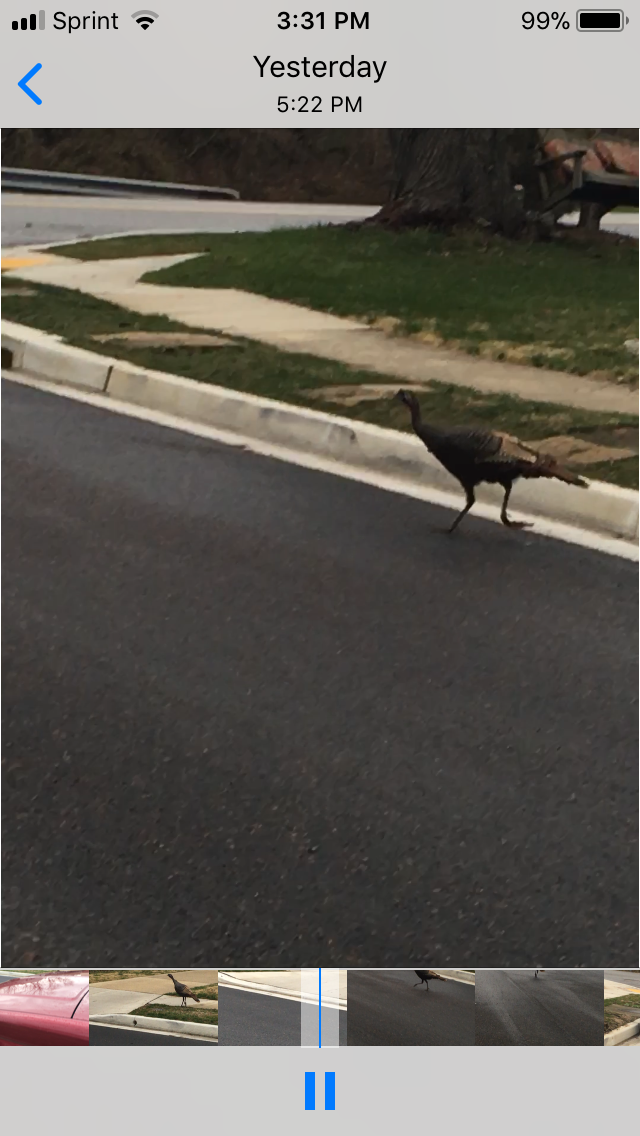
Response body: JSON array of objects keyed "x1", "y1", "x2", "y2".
[{"x1": 277, "y1": 95, "x2": 363, "y2": 112}]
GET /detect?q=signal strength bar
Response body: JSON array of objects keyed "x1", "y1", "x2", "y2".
[{"x1": 12, "y1": 11, "x2": 45, "y2": 29}]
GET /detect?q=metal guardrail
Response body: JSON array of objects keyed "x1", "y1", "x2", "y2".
[{"x1": 1, "y1": 167, "x2": 240, "y2": 201}]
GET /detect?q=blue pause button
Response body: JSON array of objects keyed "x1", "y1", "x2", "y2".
[
  {"x1": 325, "y1": 1072, "x2": 336, "y2": 1110},
  {"x1": 305, "y1": 1073, "x2": 336, "y2": 1111},
  {"x1": 305, "y1": 1072, "x2": 315, "y2": 1110}
]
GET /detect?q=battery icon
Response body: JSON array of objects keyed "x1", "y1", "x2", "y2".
[{"x1": 576, "y1": 10, "x2": 627, "y2": 29}]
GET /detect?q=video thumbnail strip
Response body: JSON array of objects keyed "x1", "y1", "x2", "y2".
[{"x1": 3, "y1": 969, "x2": 635, "y2": 1049}]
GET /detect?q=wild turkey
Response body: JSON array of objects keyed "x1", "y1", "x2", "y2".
[
  {"x1": 167, "y1": 973, "x2": 201, "y2": 1007},
  {"x1": 414, "y1": 970, "x2": 447, "y2": 990},
  {"x1": 397, "y1": 390, "x2": 588, "y2": 533}
]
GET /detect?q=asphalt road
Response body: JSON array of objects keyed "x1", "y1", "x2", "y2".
[
  {"x1": 2, "y1": 382, "x2": 638, "y2": 965},
  {"x1": 2, "y1": 194, "x2": 637, "y2": 249},
  {"x1": 89, "y1": 1023, "x2": 214, "y2": 1045},
  {"x1": 347, "y1": 970, "x2": 474, "y2": 1045},
  {"x1": 218, "y1": 987, "x2": 347, "y2": 1045},
  {"x1": 475, "y1": 970, "x2": 603, "y2": 1045},
  {"x1": 1, "y1": 194, "x2": 375, "y2": 247}
]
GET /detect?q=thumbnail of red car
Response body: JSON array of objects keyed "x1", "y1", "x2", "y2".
[{"x1": 0, "y1": 970, "x2": 89, "y2": 1045}]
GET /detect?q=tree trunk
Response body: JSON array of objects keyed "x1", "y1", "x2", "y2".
[
  {"x1": 577, "y1": 200, "x2": 608, "y2": 231},
  {"x1": 371, "y1": 129, "x2": 528, "y2": 236}
]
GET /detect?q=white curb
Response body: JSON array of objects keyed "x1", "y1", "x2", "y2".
[
  {"x1": 604, "y1": 1017, "x2": 640, "y2": 1045},
  {"x1": 2, "y1": 321, "x2": 63, "y2": 371},
  {"x1": 3, "y1": 320, "x2": 638, "y2": 547},
  {"x1": 90, "y1": 1013, "x2": 218, "y2": 1039},
  {"x1": 218, "y1": 972, "x2": 346, "y2": 1010},
  {"x1": 23, "y1": 339, "x2": 112, "y2": 392},
  {"x1": 431, "y1": 970, "x2": 476, "y2": 985}
]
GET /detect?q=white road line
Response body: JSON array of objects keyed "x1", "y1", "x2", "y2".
[{"x1": 4, "y1": 369, "x2": 638, "y2": 562}]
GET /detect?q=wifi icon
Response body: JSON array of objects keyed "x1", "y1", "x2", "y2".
[{"x1": 131, "y1": 10, "x2": 158, "y2": 29}]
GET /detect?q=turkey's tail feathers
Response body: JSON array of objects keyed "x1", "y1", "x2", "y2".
[
  {"x1": 547, "y1": 462, "x2": 588, "y2": 487},
  {"x1": 524, "y1": 457, "x2": 589, "y2": 487}
]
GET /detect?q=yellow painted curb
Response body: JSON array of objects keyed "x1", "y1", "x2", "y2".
[{"x1": 1, "y1": 256, "x2": 55, "y2": 270}]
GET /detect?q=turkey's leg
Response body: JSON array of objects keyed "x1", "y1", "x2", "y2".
[
  {"x1": 500, "y1": 482, "x2": 531, "y2": 530},
  {"x1": 447, "y1": 487, "x2": 475, "y2": 533}
]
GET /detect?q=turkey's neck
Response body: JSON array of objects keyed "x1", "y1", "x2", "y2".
[
  {"x1": 409, "y1": 406, "x2": 443, "y2": 449},
  {"x1": 408, "y1": 402, "x2": 423, "y2": 432}
]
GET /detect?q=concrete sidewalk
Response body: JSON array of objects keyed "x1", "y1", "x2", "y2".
[
  {"x1": 89, "y1": 988, "x2": 158, "y2": 1015},
  {"x1": 604, "y1": 979, "x2": 640, "y2": 998},
  {"x1": 433, "y1": 970, "x2": 476, "y2": 985},
  {"x1": 89, "y1": 970, "x2": 217, "y2": 993},
  {"x1": 220, "y1": 970, "x2": 303, "y2": 991},
  {"x1": 220, "y1": 970, "x2": 347, "y2": 1008},
  {"x1": 4, "y1": 250, "x2": 637, "y2": 416}
]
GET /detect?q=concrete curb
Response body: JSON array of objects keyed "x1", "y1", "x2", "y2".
[
  {"x1": 2, "y1": 320, "x2": 638, "y2": 547},
  {"x1": 218, "y1": 973, "x2": 346, "y2": 1010},
  {"x1": 432, "y1": 970, "x2": 476, "y2": 985},
  {"x1": 90, "y1": 1013, "x2": 218, "y2": 1040},
  {"x1": 604, "y1": 1018, "x2": 640, "y2": 1046}
]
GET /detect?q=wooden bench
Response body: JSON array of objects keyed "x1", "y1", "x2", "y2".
[{"x1": 536, "y1": 137, "x2": 639, "y2": 229}]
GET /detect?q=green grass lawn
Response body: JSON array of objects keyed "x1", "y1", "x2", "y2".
[
  {"x1": 51, "y1": 226, "x2": 639, "y2": 383},
  {"x1": 2, "y1": 280, "x2": 637, "y2": 487},
  {"x1": 604, "y1": 993, "x2": 640, "y2": 1035},
  {"x1": 189, "y1": 984, "x2": 218, "y2": 1000}
]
